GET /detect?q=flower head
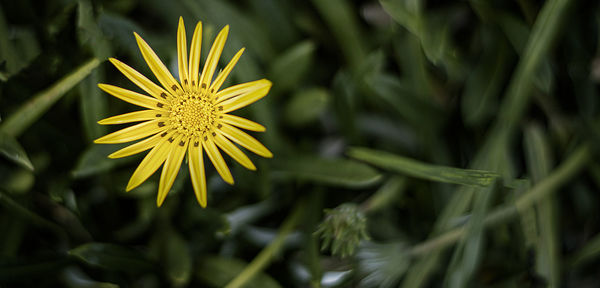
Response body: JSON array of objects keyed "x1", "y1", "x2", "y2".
[
  {"x1": 94, "y1": 17, "x2": 272, "y2": 207},
  {"x1": 315, "y1": 203, "x2": 370, "y2": 258}
]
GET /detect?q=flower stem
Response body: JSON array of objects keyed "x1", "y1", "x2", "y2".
[
  {"x1": 407, "y1": 143, "x2": 591, "y2": 257},
  {"x1": 225, "y1": 199, "x2": 305, "y2": 288}
]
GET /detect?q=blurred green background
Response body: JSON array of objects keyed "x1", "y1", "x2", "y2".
[{"x1": 1, "y1": 0, "x2": 600, "y2": 287}]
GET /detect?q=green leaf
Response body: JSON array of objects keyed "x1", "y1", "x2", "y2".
[
  {"x1": 311, "y1": 0, "x2": 366, "y2": 70},
  {"x1": 524, "y1": 124, "x2": 559, "y2": 286},
  {"x1": 79, "y1": 65, "x2": 107, "y2": 142},
  {"x1": 77, "y1": 0, "x2": 112, "y2": 60},
  {"x1": 496, "y1": 12, "x2": 554, "y2": 94},
  {"x1": 495, "y1": 0, "x2": 573, "y2": 133},
  {"x1": 268, "y1": 41, "x2": 316, "y2": 94},
  {"x1": 180, "y1": 0, "x2": 274, "y2": 62},
  {"x1": 566, "y1": 232, "x2": 600, "y2": 269},
  {"x1": 165, "y1": 231, "x2": 192, "y2": 287},
  {"x1": 444, "y1": 183, "x2": 497, "y2": 288},
  {"x1": 196, "y1": 256, "x2": 281, "y2": 288},
  {"x1": 0, "y1": 131, "x2": 34, "y2": 171},
  {"x1": 380, "y1": 0, "x2": 464, "y2": 79},
  {"x1": 69, "y1": 243, "x2": 155, "y2": 273},
  {"x1": 0, "y1": 58, "x2": 101, "y2": 137},
  {"x1": 0, "y1": 191, "x2": 64, "y2": 235},
  {"x1": 348, "y1": 147, "x2": 498, "y2": 187},
  {"x1": 71, "y1": 144, "x2": 131, "y2": 179},
  {"x1": 0, "y1": 5, "x2": 40, "y2": 81},
  {"x1": 461, "y1": 31, "x2": 510, "y2": 126},
  {"x1": 365, "y1": 73, "x2": 443, "y2": 128},
  {"x1": 283, "y1": 87, "x2": 329, "y2": 127},
  {"x1": 272, "y1": 156, "x2": 382, "y2": 188},
  {"x1": 0, "y1": 257, "x2": 70, "y2": 282}
]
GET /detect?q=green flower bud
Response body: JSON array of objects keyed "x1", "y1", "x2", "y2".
[{"x1": 315, "y1": 203, "x2": 370, "y2": 258}]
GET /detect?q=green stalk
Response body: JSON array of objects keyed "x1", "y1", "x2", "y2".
[
  {"x1": 1, "y1": 58, "x2": 101, "y2": 137},
  {"x1": 225, "y1": 200, "x2": 305, "y2": 288},
  {"x1": 407, "y1": 143, "x2": 591, "y2": 257}
]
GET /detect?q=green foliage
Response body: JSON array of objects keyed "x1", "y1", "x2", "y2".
[{"x1": 1, "y1": 0, "x2": 600, "y2": 287}]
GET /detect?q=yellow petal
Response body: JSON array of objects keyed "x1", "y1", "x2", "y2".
[
  {"x1": 210, "y1": 48, "x2": 244, "y2": 94},
  {"x1": 200, "y1": 25, "x2": 229, "y2": 90},
  {"x1": 98, "y1": 84, "x2": 167, "y2": 110},
  {"x1": 214, "y1": 132, "x2": 256, "y2": 170},
  {"x1": 98, "y1": 110, "x2": 159, "y2": 125},
  {"x1": 188, "y1": 21, "x2": 202, "y2": 89},
  {"x1": 219, "y1": 114, "x2": 265, "y2": 132},
  {"x1": 177, "y1": 17, "x2": 189, "y2": 89},
  {"x1": 94, "y1": 120, "x2": 166, "y2": 144},
  {"x1": 157, "y1": 135, "x2": 188, "y2": 207},
  {"x1": 203, "y1": 136, "x2": 234, "y2": 184},
  {"x1": 134, "y1": 32, "x2": 183, "y2": 94},
  {"x1": 108, "y1": 58, "x2": 172, "y2": 101},
  {"x1": 108, "y1": 132, "x2": 164, "y2": 159},
  {"x1": 215, "y1": 79, "x2": 271, "y2": 104},
  {"x1": 219, "y1": 79, "x2": 272, "y2": 113},
  {"x1": 188, "y1": 137, "x2": 207, "y2": 207},
  {"x1": 219, "y1": 123, "x2": 272, "y2": 158},
  {"x1": 126, "y1": 133, "x2": 174, "y2": 191}
]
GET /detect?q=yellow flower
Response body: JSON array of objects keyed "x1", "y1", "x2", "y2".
[{"x1": 94, "y1": 17, "x2": 272, "y2": 207}]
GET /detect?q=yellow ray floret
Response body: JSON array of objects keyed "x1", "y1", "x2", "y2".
[{"x1": 95, "y1": 17, "x2": 272, "y2": 207}]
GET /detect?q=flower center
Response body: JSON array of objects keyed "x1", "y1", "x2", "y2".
[{"x1": 170, "y1": 92, "x2": 216, "y2": 137}]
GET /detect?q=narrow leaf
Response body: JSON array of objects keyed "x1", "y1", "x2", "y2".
[
  {"x1": 69, "y1": 243, "x2": 155, "y2": 273},
  {"x1": 272, "y1": 156, "x2": 382, "y2": 188},
  {"x1": 349, "y1": 147, "x2": 498, "y2": 187},
  {"x1": 0, "y1": 58, "x2": 101, "y2": 137},
  {"x1": 0, "y1": 131, "x2": 34, "y2": 171}
]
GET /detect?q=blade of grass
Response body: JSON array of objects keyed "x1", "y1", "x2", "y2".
[
  {"x1": 272, "y1": 155, "x2": 382, "y2": 188},
  {"x1": 493, "y1": 0, "x2": 573, "y2": 137},
  {"x1": 565, "y1": 232, "x2": 600, "y2": 270},
  {"x1": 225, "y1": 199, "x2": 305, "y2": 288},
  {"x1": 444, "y1": 183, "x2": 497, "y2": 288},
  {"x1": 0, "y1": 58, "x2": 101, "y2": 137},
  {"x1": 311, "y1": 0, "x2": 366, "y2": 71},
  {"x1": 401, "y1": 0, "x2": 575, "y2": 285},
  {"x1": 268, "y1": 41, "x2": 316, "y2": 95},
  {"x1": 349, "y1": 147, "x2": 500, "y2": 188},
  {"x1": 406, "y1": 143, "x2": 590, "y2": 258},
  {"x1": 524, "y1": 124, "x2": 560, "y2": 286}
]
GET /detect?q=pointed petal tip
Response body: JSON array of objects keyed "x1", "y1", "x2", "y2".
[
  {"x1": 264, "y1": 151, "x2": 273, "y2": 158},
  {"x1": 156, "y1": 196, "x2": 166, "y2": 207},
  {"x1": 197, "y1": 197, "x2": 207, "y2": 208}
]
